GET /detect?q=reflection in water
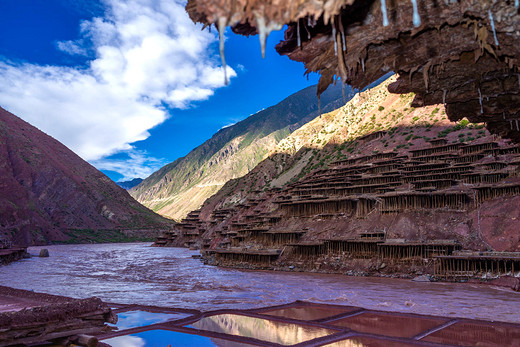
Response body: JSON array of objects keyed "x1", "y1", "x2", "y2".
[
  {"x1": 329, "y1": 312, "x2": 447, "y2": 338},
  {"x1": 188, "y1": 314, "x2": 335, "y2": 345},
  {"x1": 262, "y1": 306, "x2": 356, "y2": 321},
  {"x1": 0, "y1": 244, "x2": 518, "y2": 323},
  {"x1": 110, "y1": 310, "x2": 191, "y2": 330},
  {"x1": 422, "y1": 321, "x2": 520, "y2": 346},
  {"x1": 324, "y1": 337, "x2": 421, "y2": 347},
  {"x1": 103, "y1": 329, "x2": 255, "y2": 347}
]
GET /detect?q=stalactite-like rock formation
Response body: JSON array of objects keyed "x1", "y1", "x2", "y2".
[{"x1": 186, "y1": 0, "x2": 520, "y2": 142}]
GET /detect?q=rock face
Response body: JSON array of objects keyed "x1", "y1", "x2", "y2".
[
  {"x1": 186, "y1": 0, "x2": 520, "y2": 144},
  {"x1": 130, "y1": 83, "x2": 347, "y2": 220},
  {"x1": 0, "y1": 107, "x2": 174, "y2": 246}
]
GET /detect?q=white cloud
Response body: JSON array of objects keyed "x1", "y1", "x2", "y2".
[
  {"x1": 0, "y1": 0, "x2": 236, "y2": 174},
  {"x1": 56, "y1": 40, "x2": 88, "y2": 56},
  {"x1": 92, "y1": 149, "x2": 167, "y2": 181}
]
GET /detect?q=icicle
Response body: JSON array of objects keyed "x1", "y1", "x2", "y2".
[
  {"x1": 338, "y1": 15, "x2": 346, "y2": 52},
  {"x1": 255, "y1": 14, "x2": 282, "y2": 59},
  {"x1": 361, "y1": 57, "x2": 365, "y2": 72},
  {"x1": 381, "y1": 0, "x2": 389, "y2": 27},
  {"x1": 410, "y1": 0, "x2": 421, "y2": 27},
  {"x1": 256, "y1": 15, "x2": 268, "y2": 58},
  {"x1": 218, "y1": 17, "x2": 229, "y2": 85},
  {"x1": 478, "y1": 88, "x2": 483, "y2": 114},
  {"x1": 443, "y1": 89, "x2": 447, "y2": 105},
  {"x1": 331, "y1": 17, "x2": 337, "y2": 56},
  {"x1": 297, "y1": 20, "x2": 301, "y2": 49},
  {"x1": 304, "y1": 21, "x2": 311, "y2": 40},
  {"x1": 318, "y1": 95, "x2": 322, "y2": 118},
  {"x1": 488, "y1": 10, "x2": 499, "y2": 47}
]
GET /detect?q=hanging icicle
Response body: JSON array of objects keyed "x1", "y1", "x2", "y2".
[
  {"x1": 297, "y1": 19, "x2": 301, "y2": 49},
  {"x1": 478, "y1": 88, "x2": 483, "y2": 114},
  {"x1": 443, "y1": 89, "x2": 447, "y2": 105},
  {"x1": 381, "y1": 0, "x2": 389, "y2": 27},
  {"x1": 488, "y1": 10, "x2": 499, "y2": 47},
  {"x1": 255, "y1": 14, "x2": 282, "y2": 59},
  {"x1": 304, "y1": 20, "x2": 311, "y2": 40},
  {"x1": 318, "y1": 95, "x2": 322, "y2": 118},
  {"x1": 361, "y1": 57, "x2": 365, "y2": 72},
  {"x1": 256, "y1": 15, "x2": 268, "y2": 58},
  {"x1": 338, "y1": 15, "x2": 346, "y2": 52},
  {"x1": 331, "y1": 17, "x2": 337, "y2": 56},
  {"x1": 410, "y1": 0, "x2": 421, "y2": 27},
  {"x1": 218, "y1": 17, "x2": 229, "y2": 85}
]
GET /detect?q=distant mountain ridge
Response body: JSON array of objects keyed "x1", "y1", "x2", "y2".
[
  {"x1": 117, "y1": 178, "x2": 143, "y2": 190},
  {"x1": 130, "y1": 83, "x2": 350, "y2": 220},
  {"x1": 0, "y1": 107, "x2": 174, "y2": 246}
]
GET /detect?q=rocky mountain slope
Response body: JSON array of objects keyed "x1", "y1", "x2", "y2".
[
  {"x1": 130, "y1": 83, "x2": 348, "y2": 220},
  {"x1": 164, "y1": 76, "x2": 520, "y2": 262},
  {"x1": 117, "y1": 178, "x2": 143, "y2": 190},
  {"x1": 0, "y1": 107, "x2": 174, "y2": 246}
]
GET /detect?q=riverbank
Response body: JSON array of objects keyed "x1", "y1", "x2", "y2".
[
  {"x1": 202, "y1": 251, "x2": 520, "y2": 292},
  {"x1": 0, "y1": 247, "x2": 26, "y2": 266},
  {"x1": 0, "y1": 285, "x2": 115, "y2": 346}
]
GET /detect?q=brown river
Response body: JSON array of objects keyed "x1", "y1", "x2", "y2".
[{"x1": 0, "y1": 243, "x2": 518, "y2": 323}]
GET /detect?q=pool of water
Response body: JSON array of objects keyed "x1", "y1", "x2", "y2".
[
  {"x1": 102, "y1": 329, "x2": 255, "y2": 347},
  {"x1": 0, "y1": 243, "x2": 518, "y2": 323},
  {"x1": 110, "y1": 310, "x2": 191, "y2": 330}
]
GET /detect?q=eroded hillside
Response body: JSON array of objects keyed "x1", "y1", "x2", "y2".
[
  {"x1": 0, "y1": 107, "x2": 174, "y2": 246},
  {"x1": 131, "y1": 83, "x2": 347, "y2": 220},
  {"x1": 160, "y1": 76, "x2": 520, "y2": 277}
]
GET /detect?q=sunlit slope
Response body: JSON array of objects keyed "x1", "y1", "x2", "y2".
[{"x1": 130, "y1": 84, "x2": 347, "y2": 220}]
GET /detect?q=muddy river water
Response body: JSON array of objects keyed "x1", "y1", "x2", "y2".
[{"x1": 0, "y1": 243, "x2": 518, "y2": 323}]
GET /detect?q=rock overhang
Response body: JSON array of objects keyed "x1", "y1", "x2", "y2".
[{"x1": 186, "y1": 0, "x2": 520, "y2": 142}]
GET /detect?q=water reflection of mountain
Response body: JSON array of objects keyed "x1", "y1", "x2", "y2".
[{"x1": 191, "y1": 314, "x2": 333, "y2": 345}]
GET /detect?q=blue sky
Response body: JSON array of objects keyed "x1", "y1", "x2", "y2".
[{"x1": 0, "y1": 0, "x2": 320, "y2": 182}]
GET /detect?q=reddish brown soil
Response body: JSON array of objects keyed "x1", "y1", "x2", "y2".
[{"x1": 0, "y1": 107, "x2": 174, "y2": 246}]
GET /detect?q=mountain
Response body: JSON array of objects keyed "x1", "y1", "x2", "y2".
[
  {"x1": 167, "y1": 75, "x2": 520, "y2": 258},
  {"x1": 130, "y1": 83, "x2": 349, "y2": 220},
  {"x1": 0, "y1": 107, "x2": 174, "y2": 246},
  {"x1": 117, "y1": 178, "x2": 143, "y2": 190}
]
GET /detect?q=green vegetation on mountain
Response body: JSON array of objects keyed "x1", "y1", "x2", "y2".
[
  {"x1": 130, "y1": 84, "x2": 348, "y2": 220},
  {"x1": 201, "y1": 75, "x2": 492, "y2": 211}
]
